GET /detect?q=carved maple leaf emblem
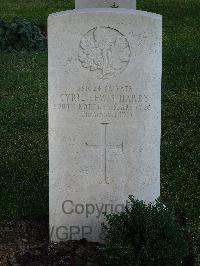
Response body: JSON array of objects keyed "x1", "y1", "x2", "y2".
[{"x1": 78, "y1": 27, "x2": 131, "y2": 79}]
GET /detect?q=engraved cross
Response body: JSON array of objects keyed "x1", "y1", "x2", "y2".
[{"x1": 85, "y1": 123, "x2": 123, "y2": 184}]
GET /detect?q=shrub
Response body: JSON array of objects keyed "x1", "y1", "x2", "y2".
[
  {"x1": 102, "y1": 197, "x2": 188, "y2": 266},
  {"x1": 0, "y1": 18, "x2": 47, "y2": 52}
]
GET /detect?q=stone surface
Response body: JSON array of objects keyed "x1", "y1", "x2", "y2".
[
  {"x1": 75, "y1": 0, "x2": 136, "y2": 9},
  {"x1": 49, "y1": 9, "x2": 162, "y2": 243}
]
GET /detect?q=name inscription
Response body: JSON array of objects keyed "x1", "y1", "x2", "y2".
[{"x1": 53, "y1": 84, "x2": 151, "y2": 119}]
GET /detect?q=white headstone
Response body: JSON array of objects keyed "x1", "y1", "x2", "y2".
[
  {"x1": 49, "y1": 9, "x2": 162, "y2": 243},
  {"x1": 76, "y1": 0, "x2": 136, "y2": 9}
]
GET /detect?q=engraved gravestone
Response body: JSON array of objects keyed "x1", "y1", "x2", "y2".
[
  {"x1": 49, "y1": 9, "x2": 162, "y2": 242},
  {"x1": 76, "y1": 0, "x2": 136, "y2": 9}
]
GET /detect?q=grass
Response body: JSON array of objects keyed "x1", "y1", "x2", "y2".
[
  {"x1": 0, "y1": 0, "x2": 200, "y2": 31},
  {"x1": 0, "y1": 0, "x2": 199, "y2": 251},
  {"x1": 0, "y1": 0, "x2": 74, "y2": 28},
  {"x1": 0, "y1": 52, "x2": 48, "y2": 218}
]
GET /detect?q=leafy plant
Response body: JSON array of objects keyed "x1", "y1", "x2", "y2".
[
  {"x1": 0, "y1": 18, "x2": 47, "y2": 52},
  {"x1": 101, "y1": 197, "x2": 188, "y2": 266}
]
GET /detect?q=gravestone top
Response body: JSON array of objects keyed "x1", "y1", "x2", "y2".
[
  {"x1": 75, "y1": 0, "x2": 136, "y2": 9},
  {"x1": 49, "y1": 8, "x2": 161, "y2": 19}
]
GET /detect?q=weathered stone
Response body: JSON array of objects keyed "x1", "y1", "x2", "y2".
[
  {"x1": 49, "y1": 9, "x2": 162, "y2": 242},
  {"x1": 75, "y1": 0, "x2": 136, "y2": 9}
]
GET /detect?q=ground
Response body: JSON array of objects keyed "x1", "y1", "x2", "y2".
[
  {"x1": 0, "y1": 220, "x2": 103, "y2": 265},
  {"x1": 0, "y1": 0, "x2": 199, "y2": 264}
]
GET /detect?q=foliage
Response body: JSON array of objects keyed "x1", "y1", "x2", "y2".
[
  {"x1": 101, "y1": 197, "x2": 188, "y2": 266},
  {"x1": 0, "y1": 0, "x2": 74, "y2": 27},
  {"x1": 0, "y1": 18, "x2": 47, "y2": 52}
]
